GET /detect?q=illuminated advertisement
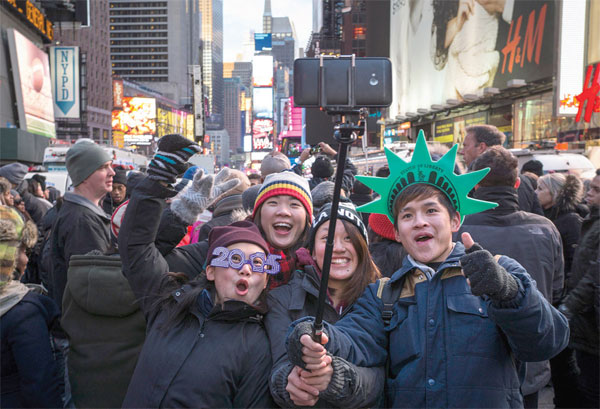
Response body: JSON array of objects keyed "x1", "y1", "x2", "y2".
[
  {"x1": 557, "y1": 0, "x2": 587, "y2": 115},
  {"x1": 252, "y1": 55, "x2": 274, "y2": 87},
  {"x1": 390, "y1": 0, "x2": 555, "y2": 118},
  {"x1": 113, "y1": 79, "x2": 124, "y2": 108},
  {"x1": 112, "y1": 97, "x2": 156, "y2": 145},
  {"x1": 50, "y1": 46, "x2": 80, "y2": 119},
  {"x1": 252, "y1": 87, "x2": 273, "y2": 119},
  {"x1": 252, "y1": 119, "x2": 274, "y2": 151},
  {"x1": 255, "y1": 33, "x2": 272, "y2": 51},
  {"x1": 7, "y1": 29, "x2": 56, "y2": 138}
]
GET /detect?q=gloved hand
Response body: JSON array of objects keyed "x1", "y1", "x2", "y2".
[
  {"x1": 460, "y1": 232, "x2": 519, "y2": 302},
  {"x1": 286, "y1": 320, "x2": 329, "y2": 370},
  {"x1": 147, "y1": 134, "x2": 201, "y2": 183},
  {"x1": 170, "y1": 168, "x2": 241, "y2": 224}
]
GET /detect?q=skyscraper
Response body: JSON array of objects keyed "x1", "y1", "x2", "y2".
[
  {"x1": 109, "y1": 0, "x2": 201, "y2": 106},
  {"x1": 200, "y1": 0, "x2": 224, "y2": 127},
  {"x1": 224, "y1": 77, "x2": 243, "y2": 152}
]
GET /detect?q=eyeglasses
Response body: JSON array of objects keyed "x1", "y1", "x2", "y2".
[{"x1": 209, "y1": 247, "x2": 281, "y2": 274}]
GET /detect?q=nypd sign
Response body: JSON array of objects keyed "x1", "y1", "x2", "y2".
[{"x1": 50, "y1": 46, "x2": 80, "y2": 118}]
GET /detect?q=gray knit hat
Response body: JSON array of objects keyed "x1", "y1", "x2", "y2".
[
  {"x1": 260, "y1": 151, "x2": 291, "y2": 179},
  {"x1": 66, "y1": 141, "x2": 112, "y2": 186},
  {"x1": 0, "y1": 163, "x2": 28, "y2": 186}
]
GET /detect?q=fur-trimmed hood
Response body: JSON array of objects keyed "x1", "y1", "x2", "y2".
[{"x1": 551, "y1": 174, "x2": 583, "y2": 216}]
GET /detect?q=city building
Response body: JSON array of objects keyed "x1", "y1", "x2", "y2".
[
  {"x1": 54, "y1": 0, "x2": 112, "y2": 143},
  {"x1": 0, "y1": 0, "x2": 82, "y2": 164},
  {"x1": 109, "y1": 0, "x2": 201, "y2": 106},
  {"x1": 200, "y1": 0, "x2": 224, "y2": 128},
  {"x1": 223, "y1": 61, "x2": 252, "y2": 89},
  {"x1": 223, "y1": 77, "x2": 244, "y2": 153},
  {"x1": 208, "y1": 128, "x2": 230, "y2": 165}
]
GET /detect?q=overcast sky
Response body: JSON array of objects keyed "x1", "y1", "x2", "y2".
[{"x1": 223, "y1": 0, "x2": 313, "y2": 62}]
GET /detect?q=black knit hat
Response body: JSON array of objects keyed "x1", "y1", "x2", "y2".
[
  {"x1": 113, "y1": 169, "x2": 127, "y2": 186},
  {"x1": 309, "y1": 202, "x2": 368, "y2": 249},
  {"x1": 521, "y1": 159, "x2": 543, "y2": 177},
  {"x1": 311, "y1": 156, "x2": 334, "y2": 178},
  {"x1": 206, "y1": 221, "x2": 270, "y2": 265}
]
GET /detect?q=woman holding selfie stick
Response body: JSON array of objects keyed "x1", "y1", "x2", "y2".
[{"x1": 265, "y1": 202, "x2": 383, "y2": 407}]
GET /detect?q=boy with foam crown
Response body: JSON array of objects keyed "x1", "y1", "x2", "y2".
[{"x1": 285, "y1": 131, "x2": 569, "y2": 408}]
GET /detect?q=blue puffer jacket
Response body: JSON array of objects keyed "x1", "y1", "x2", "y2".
[{"x1": 304, "y1": 243, "x2": 569, "y2": 408}]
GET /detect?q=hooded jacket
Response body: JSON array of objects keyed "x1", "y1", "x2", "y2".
[
  {"x1": 61, "y1": 253, "x2": 146, "y2": 409},
  {"x1": 49, "y1": 193, "x2": 112, "y2": 317},
  {"x1": 458, "y1": 186, "x2": 565, "y2": 395},
  {"x1": 119, "y1": 177, "x2": 274, "y2": 408},
  {"x1": 266, "y1": 249, "x2": 384, "y2": 408},
  {"x1": 563, "y1": 205, "x2": 599, "y2": 356},
  {"x1": 543, "y1": 174, "x2": 584, "y2": 280},
  {"x1": 1, "y1": 285, "x2": 62, "y2": 408},
  {"x1": 291, "y1": 243, "x2": 569, "y2": 408}
]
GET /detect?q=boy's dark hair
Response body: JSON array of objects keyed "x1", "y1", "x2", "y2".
[
  {"x1": 311, "y1": 156, "x2": 334, "y2": 178},
  {"x1": 521, "y1": 159, "x2": 543, "y2": 177},
  {"x1": 466, "y1": 125, "x2": 505, "y2": 147},
  {"x1": 248, "y1": 173, "x2": 261, "y2": 181},
  {"x1": 392, "y1": 184, "x2": 457, "y2": 227},
  {"x1": 376, "y1": 165, "x2": 390, "y2": 178},
  {"x1": 470, "y1": 146, "x2": 518, "y2": 187}
]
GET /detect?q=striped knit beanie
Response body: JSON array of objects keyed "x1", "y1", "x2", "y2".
[
  {"x1": 252, "y1": 171, "x2": 313, "y2": 221},
  {"x1": 0, "y1": 206, "x2": 37, "y2": 280}
]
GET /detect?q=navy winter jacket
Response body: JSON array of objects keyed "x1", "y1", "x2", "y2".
[{"x1": 292, "y1": 243, "x2": 569, "y2": 408}]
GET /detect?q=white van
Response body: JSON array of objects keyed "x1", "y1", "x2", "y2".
[
  {"x1": 25, "y1": 172, "x2": 72, "y2": 196},
  {"x1": 511, "y1": 150, "x2": 596, "y2": 180}
]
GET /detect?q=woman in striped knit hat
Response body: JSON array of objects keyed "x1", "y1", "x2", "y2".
[{"x1": 251, "y1": 171, "x2": 313, "y2": 289}]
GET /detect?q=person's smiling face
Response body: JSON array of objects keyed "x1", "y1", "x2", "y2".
[{"x1": 259, "y1": 195, "x2": 307, "y2": 250}]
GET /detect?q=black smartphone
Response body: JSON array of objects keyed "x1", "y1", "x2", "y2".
[{"x1": 293, "y1": 57, "x2": 393, "y2": 108}]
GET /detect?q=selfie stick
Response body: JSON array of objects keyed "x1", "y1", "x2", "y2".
[{"x1": 312, "y1": 55, "x2": 365, "y2": 342}]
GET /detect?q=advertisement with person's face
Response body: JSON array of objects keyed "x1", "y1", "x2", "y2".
[
  {"x1": 7, "y1": 29, "x2": 56, "y2": 138},
  {"x1": 390, "y1": 0, "x2": 554, "y2": 118}
]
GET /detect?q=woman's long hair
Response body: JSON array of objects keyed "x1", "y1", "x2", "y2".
[
  {"x1": 431, "y1": 0, "x2": 459, "y2": 69},
  {"x1": 309, "y1": 220, "x2": 381, "y2": 306}
]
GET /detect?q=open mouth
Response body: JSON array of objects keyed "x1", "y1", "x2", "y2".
[
  {"x1": 273, "y1": 222, "x2": 292, "y2": 234},
  {"x1": 331, "y1": 257, "x2": 350, "y2": 265},
  {"x1": 235, "y1": 279, "x2": 249, "y2": 296},
  {"x1": 415, "y1": 233, "x2": 433, "y2": 243}
]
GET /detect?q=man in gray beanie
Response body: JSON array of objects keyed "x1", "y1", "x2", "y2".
[
  {"x1": 0, "y1": 162, "x2": 28, "y2": 187},
  {"x1": 49, "y1": 140, "x2": 115, "y2": 405}
]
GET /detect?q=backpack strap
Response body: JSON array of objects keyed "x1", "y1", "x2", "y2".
[{"x1": 376, "y1": 277, "x2": 403, "y2": 326}]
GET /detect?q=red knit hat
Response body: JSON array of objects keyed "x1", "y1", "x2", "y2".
[
  {"x1": 368, "y1": 213, "x2": 396, "y2": 241},
  {"x1": 206, "y1": 221, "x2": 270, "y2": 264}
]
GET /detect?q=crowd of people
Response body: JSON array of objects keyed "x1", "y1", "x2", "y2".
[{"x1": 0, "y1": 124, "x2": 598, "y2": 408}]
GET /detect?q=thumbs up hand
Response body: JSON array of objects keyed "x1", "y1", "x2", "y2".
[{"x1": 460, "y1": 233, "x2": 519, "y2": 301}]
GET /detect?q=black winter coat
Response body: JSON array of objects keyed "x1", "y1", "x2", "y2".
[
  {"x1": 119, "y1": 177, "x2": 274, "y2": 408},
  {"x1": 563, "y1": 206, "x2": 599, "y2": 356},
  {"x1": 49, "y1": 193, "x2": 112, "y2": 315},
  {"x1": 266, "y1": 261, "x2": 384, "y2": 408},
  {"x1": 458, "y1": 186, "x2": 565, "y2": 394},
  {"x1": 1, "y1": 291, "x2": 62, "y2": 408},
  {"x1": 544, "y1": 212, "x2": 583, "y2": 283}
]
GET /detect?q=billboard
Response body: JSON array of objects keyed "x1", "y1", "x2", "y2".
[
  {"x1": 253, "y1": 55, "x2": 274, "y2": 87},
  {"x1": 557, "y1": 0, "x2": 587, "y2": 116},
  {"x1": 252, "y1": 119, "x2": 274, "y2": 151},
  {"x1": 7, "y1": 28, "x2": 56, "y2": 138},
  {"x1": 253, "y1": 87, "x2": 273, "y2": 119},
  {"x1": 390, "y1": 0, "x2": 555, "y2": 118},
  {"x1": 50, "y1": 46, "x2": 80, "y2": 119},
  {"x1": 113, "y1": 79, "x2": 124, "y2": 108},
  {"x1": 112, "y1": 97, "x2": 156, "y2": 146},
  {"x1": 255, "y1": 33, "x2": 272, "y2": 51}
]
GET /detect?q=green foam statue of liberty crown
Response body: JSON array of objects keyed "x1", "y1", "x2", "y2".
[{"x1": 356, "y1": 130, "x2": 497, "y2": 224}]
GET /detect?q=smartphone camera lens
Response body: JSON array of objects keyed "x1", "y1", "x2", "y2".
[{"x1": 369, "y1": 73, "x2": 379, "y2": 86}]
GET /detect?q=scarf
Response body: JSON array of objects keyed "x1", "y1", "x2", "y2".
[
  {"x1": 0, "y1": 280, "x2": 30, "y2": 317},
  {"x1": 267, "y1": 245, "x2": 295, "y2": 290}
]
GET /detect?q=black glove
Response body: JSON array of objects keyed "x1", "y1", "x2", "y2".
[
  {"x1": 286, "y1": 320, "x2": 328, "y2": 370},
  {"x1": 147, "y1": 134, "x2": 201, "y2": 183},
  {"x1": 460, "y1": 242, "x2": 519, "y2": 301}
]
